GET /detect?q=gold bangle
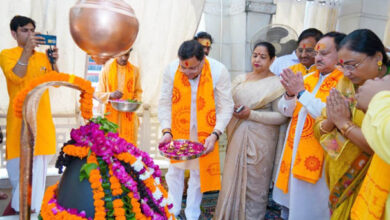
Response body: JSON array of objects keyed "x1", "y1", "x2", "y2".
[
  {"x1": 161, "y1": 128, "x2": 171, "y2": 134},
  {"x1": 343, "y1": 124, "x2": 356, "y2": 137},
  {"x1": 339, "y1": 121, "x2": 355, "y2": 136},
  {"x1": 320, "y1": 121, "x2": 332, "y2": 134}
]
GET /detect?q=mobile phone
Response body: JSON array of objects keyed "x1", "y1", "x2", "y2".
[
  {"x1": 235, "y1": 105, "x2": 244, "y2": 113},
  {"x1": 47, "y1": 48, "x2": 55, "y2": 64},
  {"x1": 36, "y1": 34, "x2": 57, "y2": 46}
]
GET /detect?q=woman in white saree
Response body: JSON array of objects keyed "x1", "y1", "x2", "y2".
[{"x1": 215, "y1": 42, "x2": 287, "y2": 220}]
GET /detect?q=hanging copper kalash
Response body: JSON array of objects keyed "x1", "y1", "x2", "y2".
[
  {"x1": 19, "y1": 0, "x2": 139, "y2": 219},
  {"x1": 69, "y1": 0, "x2": 139, "y2": 64}
]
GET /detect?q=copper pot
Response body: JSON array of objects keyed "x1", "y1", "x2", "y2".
[{"x1": 69, "y1": 0, "x2": 139, "y2": 64}]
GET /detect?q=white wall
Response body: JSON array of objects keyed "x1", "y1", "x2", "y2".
[{"x1": 337, "y1": 0, "x2": 390, "y2": 42}]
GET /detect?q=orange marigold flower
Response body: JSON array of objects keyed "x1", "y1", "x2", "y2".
[
  {"x1": 94, "y1": 199, "x2": 105, "y2": 207},
  {"x1": 114, "y1": 207, "x2": 125, "y2": 216},
  {"x1": 113, "y1": 199, "x2": 123, "y2": 208}
]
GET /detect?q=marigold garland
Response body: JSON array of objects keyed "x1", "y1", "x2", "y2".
[
  {"x1": 13, "y1": 71, "x2": 94, "y2": 119},
  {"x1": 39, "y1": 183, "x2": 87, "y2": 220},
  {"x1": 128, "y1": 192, "x2": 149, "y2": 220},
  {"x1": 87, "y1": 154, "x2": 106, "y2": 219},
  {"x1": 63, "y1": 145, "x2": 89, "y2": 159},
  {"x1": 40, "y1": 122, "x2": 175, "y2": 219},
  {"x1": 109, "y1": 168, "x2": 123, "y2": 196}
]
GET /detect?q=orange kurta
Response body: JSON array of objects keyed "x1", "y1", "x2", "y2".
[
  {"x1": 171, "y1": 58, "x2": 221, "y2": 193},
  {"x1": 0, "y1": 47, "x2": 56, "y2": 160},
  {"x1": 95, "y1": 60, "x2": 142, "y2": 145},
  {"x1": 289, "y1": 63, "x2": 317, "y2": 76}
]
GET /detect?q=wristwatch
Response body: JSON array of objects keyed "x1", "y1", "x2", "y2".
[
  {"x1": 212, "y1": 129, "x2": 222, "y2": 140},
  {"x1": 285, "y1": 92, "x2": 295, "y2": 98},
  {"x1": 297, "y1": 90, "x2": 306, "y2": 99}
]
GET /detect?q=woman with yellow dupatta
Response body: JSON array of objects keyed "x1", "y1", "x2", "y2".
[
  {"x1": 314, "y1": 29, "x2": 390, "y2": 220},
  {"x1": 215, "y1": 42, "x2": 287, "y2": 220},
  {"x1": 351, "y1": 75, "x2": 390, "y2": 220}
]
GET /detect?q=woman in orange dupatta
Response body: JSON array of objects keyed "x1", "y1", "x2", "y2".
[
  {"x1": 215, "y1": 42, "x2": 287, "y2": 220},
  {"x1": 314, "y1": 29, "x2": 390, "y2": 220}
]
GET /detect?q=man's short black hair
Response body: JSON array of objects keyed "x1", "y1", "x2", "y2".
[
  {"x1": 10, "y1": 15, "x2": 36, "y2": 32},
  {"x1": 178, "y1": 40, "x2": 205, "y2": 61},
  {"x1": 193, "y1": 32, "x2": 213, "y2": 44},
  {"x1": 321, "y1": 31, "x2": 347, "y2": 48},
  {"x1": 297, "y1": 28, "x2": 323, "y2": 44}
]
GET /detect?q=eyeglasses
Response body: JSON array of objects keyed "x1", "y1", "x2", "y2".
[
  {"x1": 336, "y1": 56, "x2": 369, "y2": 72},
  {"x1": 296, "y1": 47, "x2": 316, "y2": 55}
]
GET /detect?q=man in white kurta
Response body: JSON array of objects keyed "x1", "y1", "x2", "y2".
[
  {"x1": 158, "y1": 40, "x2": 233, "y2": 220},
  {"x1": 273, "y1": 32, "x2": 346, "y2": 220}
]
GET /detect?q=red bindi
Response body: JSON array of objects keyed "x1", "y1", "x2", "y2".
[
  {"x1": 185, "y1": 61, "x2": 188, "y2": 67},
  {"x1": 302, "y1": 44, "x2": 306, "y2": 49},
  {"x1": 339, "y1": 59, "x2": 344, "y2": 64}
]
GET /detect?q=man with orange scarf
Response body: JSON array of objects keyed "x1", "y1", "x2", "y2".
[
  {"x1": 273, "y1": 32, "x2": 346, "y2": 220},
  {"x1": 0, "y1": 15, "x2": 59, "y2": 214},
  {"x1": 95, "y1": 49, "x2": 142, "y2": 145},
  {"x1": 158, "y1": 40, "x2": 233, "y2": 220}
]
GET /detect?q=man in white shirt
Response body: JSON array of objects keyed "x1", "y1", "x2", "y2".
[
  {"x1": 158, "y1": 40, "x2": 233, "y2": 220},
  {"x1": 270, "y1": 51, "x2": 299, "y2": 76},
  {"x1": 273, "y1": 32, "x2": 346, "y2": 220},
  {"x1": 270, "y1": 28, "x2": 323, "y2": 76}
]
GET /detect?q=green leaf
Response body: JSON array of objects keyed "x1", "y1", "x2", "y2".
[
  {"x1": 79, "y1": 163, "x2": 98, "y2": 182},
  {"x1": 102, "y1": 182, "x2": 110, "y2": 189},
  {"x1": 106, "y1": 201, "x2": 113, "y2": 209}
]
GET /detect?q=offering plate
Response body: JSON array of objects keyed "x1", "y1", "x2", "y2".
[{"x1": 159, "y1": 139, "x2": 205, "y2": 160}]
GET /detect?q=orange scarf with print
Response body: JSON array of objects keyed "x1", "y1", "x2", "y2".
[
  {"x1": 351, "y1": 154, "x2": 390, "y2": 220},
  {"x1": 105, "y1": 61, "x2": 137, "y2": 145},
  {"x1": 171, "y1": 58, "x2": 221, "y2": 193},
  {"x1": 276, "y1": 69, "x2": 343, "y2": 193}
]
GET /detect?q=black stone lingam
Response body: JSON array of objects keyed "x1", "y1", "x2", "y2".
[{"x1": 56, "y1": 158, "x2": 95, "y2": 218}]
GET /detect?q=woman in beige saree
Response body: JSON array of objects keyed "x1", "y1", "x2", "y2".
[{"x1": 215, "y1": 42, "x2": 287, "y2": 220}]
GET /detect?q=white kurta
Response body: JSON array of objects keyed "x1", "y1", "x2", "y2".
[
  {"x1": 158, "y1": 56, "x2": 233, "y2": 136},
  {"x1": 158, "y1": 56, "x2": 234, "y2": 219},
  {"x1": 273, "y1": 72, "x2": 331, "y2": 220},
  {"x1": 270, "y1": 51, "x2": 299, "y2": 76}
]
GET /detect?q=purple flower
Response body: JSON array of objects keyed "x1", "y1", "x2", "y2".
[
  {"x1": 141, "y1": 203, "x2": 153, "y2": 217},
  {"x1": 67, "y1": 121, "x2": 171, "y2": 218},
  {"x1": 51, "y1": 207, "x2": 58, "y2": 215}
]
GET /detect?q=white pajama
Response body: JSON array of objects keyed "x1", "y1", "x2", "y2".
[
  {"x1": 6, "y1": 155, "x2": 52, "y2": 213},
  {"x1": 166, "y1": 166, "x2": 202, "y2": 220}
]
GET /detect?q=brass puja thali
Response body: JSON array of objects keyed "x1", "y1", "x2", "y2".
[
  {"x1": 109, "y1": 99, "x2": 141, "y2": 112},
  {"x1": 159, "y1": 139, "x2": 205, "y2": 160}
]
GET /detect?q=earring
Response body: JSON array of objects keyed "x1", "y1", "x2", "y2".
[{"x1": 378, "y1": 60, "x2": 383, "y2": 71}]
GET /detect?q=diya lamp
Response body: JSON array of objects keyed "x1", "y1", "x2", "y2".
[{"x1": 69, "y1": 0, "x2": 139, "y2": 64}]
